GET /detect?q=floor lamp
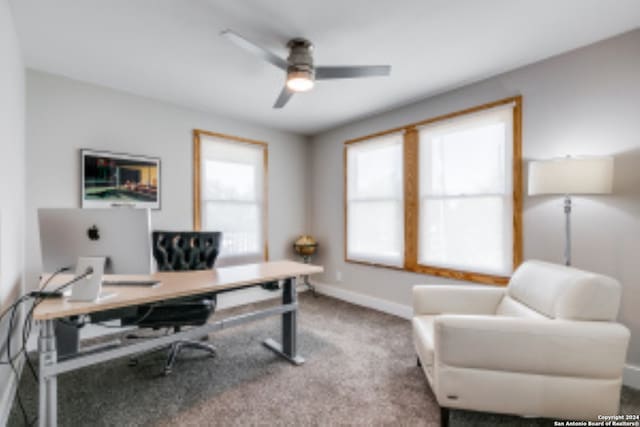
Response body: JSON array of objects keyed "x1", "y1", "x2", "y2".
[{"x1": 528, "y1": 156, "x2": 614, "y2": 266}]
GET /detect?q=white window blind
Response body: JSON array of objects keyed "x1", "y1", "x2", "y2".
[
  {"x1": 200, "y1": 135, "x2": 266, "y2": 264},
  {"x1": 346, "y1": 134, "x2": 404, "y2": 266},
  {"x1": 418, "y1": 106, "x2": 514, "y2": 276}
]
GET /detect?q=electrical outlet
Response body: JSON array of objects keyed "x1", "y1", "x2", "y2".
[{"x1": 336, "y1": 271, "x2": 342, "y2": 282}]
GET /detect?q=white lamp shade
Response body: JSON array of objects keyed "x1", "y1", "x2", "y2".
[{"x1": 528, "y1": 156, "x2": 614, "y2": 195}]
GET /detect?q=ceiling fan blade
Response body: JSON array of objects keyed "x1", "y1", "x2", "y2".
[
  {"x1": 220, "y1": 29, "x2": 288, "y2": 70},
  {"x1": 315, "y1": 65, "x2": 391, "y2": 80},
  {"x1": 273, "y1": 86, "x2": 294, "y2": 109}
]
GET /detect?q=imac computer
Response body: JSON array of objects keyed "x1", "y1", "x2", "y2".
[{"x1": 38, "y1": 208, "x2": 154, "y2": 301}]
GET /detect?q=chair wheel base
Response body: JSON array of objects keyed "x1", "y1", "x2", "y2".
[{"x1": 161, "y1": 340, "x2": 216, "y2": 375}]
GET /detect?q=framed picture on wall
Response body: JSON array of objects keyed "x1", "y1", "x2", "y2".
[{"x1": 81, "y1": 149, "x2": 161, "y2": 209}]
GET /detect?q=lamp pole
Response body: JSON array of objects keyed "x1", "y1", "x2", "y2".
[{"x1": 563, "y1": 195, "x2": 572, "y2": 266}]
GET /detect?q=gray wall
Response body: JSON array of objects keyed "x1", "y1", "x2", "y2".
[
  {"x1": 25, "y1": 70, "x2": 311, "y2": 288},
  {"x1": 0, "y1": 0, "x2": 25, "y2": 421},
  {"x1": 309, "y1": 30, "x2": 640, "y2": 365}
]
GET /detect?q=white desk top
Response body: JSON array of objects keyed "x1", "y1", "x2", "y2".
[{"x1": 34, "y1": 260, "x2": 323, "y2": 320}]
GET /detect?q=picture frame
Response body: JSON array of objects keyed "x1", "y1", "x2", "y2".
[{"x1": 81, "y1": 149, "x2": 161, "y2": 209}]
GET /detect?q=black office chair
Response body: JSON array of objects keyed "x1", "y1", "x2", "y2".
[{"x1": 124, "y1": 231, "x2": 222, "y2": 375}]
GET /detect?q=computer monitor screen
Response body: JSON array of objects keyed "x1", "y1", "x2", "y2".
[{"x1": 38, "y1": 208, "x2": 153, "y2": 274}]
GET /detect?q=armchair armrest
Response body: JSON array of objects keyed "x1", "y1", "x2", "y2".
[
  {"x1": 413, "y1": 285, "x2": 505, "y2": 316},
  {"x1": 434, "y1": 315, "x2": 630, "y2": 379}
]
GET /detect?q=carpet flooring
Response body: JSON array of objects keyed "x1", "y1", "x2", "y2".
[{"x1": 8, "y1": 293, "x2": 640, "y2": 426}]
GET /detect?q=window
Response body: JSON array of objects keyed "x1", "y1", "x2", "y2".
[
  {"x1": 418, "y1": 106, "x2": 514, "y2": 276},
  {"x1": 193, "y1": 130, "x2": 267, "y2": 264},
  {"x1": 346, "y1": 134, "x2": 404, "y2": 266},
  {"x1": 344, "y1": 97, "x2": 522, "y2": 285}
]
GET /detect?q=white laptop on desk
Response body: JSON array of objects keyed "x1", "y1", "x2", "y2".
[{"x1": 38, "y1": 208, "x2": 159, "y2": 302}]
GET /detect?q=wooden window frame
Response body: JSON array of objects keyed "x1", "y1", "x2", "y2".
[
  {"x1": 343, "y1": 133, "x2": 405, "y2": 268},
  {"x1": 193, "y1": 129, "x2": 269, "y2": 261},
  {"x1": 344, "y1": 96, "x2": 523, "y2": 285}
]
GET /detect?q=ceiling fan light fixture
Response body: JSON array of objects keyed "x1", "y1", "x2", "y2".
[
  {"x1": 220, "y1": 30, "x2": 391, "y2": 108},
  {"x1": 286, "y1": 70, "x2": 314, "y2": 92}
]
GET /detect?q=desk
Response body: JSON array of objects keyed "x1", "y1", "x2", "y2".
[{"x1": 34, "y1": 260, "x2": 323, "y2": 427}]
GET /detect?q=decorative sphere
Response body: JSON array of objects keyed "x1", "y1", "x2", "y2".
[{"x1": 293, "y1": 235, "x2": 318, "y2": 256}]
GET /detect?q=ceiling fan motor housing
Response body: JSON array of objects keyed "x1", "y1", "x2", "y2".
[{"x1": 287, "y1": 38, "x2": 314, "y2": 78}]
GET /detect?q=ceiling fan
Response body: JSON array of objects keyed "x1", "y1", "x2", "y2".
[{"x1": 221, "y1": 29, "x2": 392, "y2": 109}]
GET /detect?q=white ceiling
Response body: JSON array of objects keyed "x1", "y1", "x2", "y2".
[{"x1": 11, "y1": 0, "x2": 640, "y2": 135}]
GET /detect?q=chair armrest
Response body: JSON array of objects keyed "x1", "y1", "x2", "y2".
[
  {"x1": 434, "y1": 315, "x2": 630, "y2": 379},
  {"x1": 413, "y1": 285, "x2": 505, "y2": 316}
]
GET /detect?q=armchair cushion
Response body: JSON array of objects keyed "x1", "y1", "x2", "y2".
[
  {"x1": 434, "y1": 315, "x2": 630, "y2": 379},
  {"x1": 495, "y1": 295, "x2": 548, "y2": 319}
]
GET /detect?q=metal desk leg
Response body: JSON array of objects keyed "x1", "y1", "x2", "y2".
[
  {"x1": 263, "y1": 277, "x2": 305, "y2": 365},
  {"x1": 38, "y1": 320, "x2": 58, "y2": 427}
]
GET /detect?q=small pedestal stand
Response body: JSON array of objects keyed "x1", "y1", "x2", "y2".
[{"x1": 301, "y1": 254, "x2": 316, "y2": 297}]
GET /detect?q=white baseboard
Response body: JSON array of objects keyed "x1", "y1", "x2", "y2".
[
  {"x1": 624, "y1": 364, "x2": 640, "y2": 389},
  {"x1": 0, "y1": 355, "x2": 25, "y2": 426},
  {"x1": 0, "y1": 372, "x2": 17, "y2": 427},
  {"x1": 311, "y1": 281, "x2": 412, "y2": 320}
]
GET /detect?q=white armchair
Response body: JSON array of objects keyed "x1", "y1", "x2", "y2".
[{"x1": 413, "y1": 260, "x2": 630, "y2": 425}]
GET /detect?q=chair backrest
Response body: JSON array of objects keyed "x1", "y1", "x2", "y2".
[
  {"x1": 496, "y1": 260, "x2": 621, "y2": 321},
  {"x1": 152, "y1": 231, "x2": 222, "y2": 271}
]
